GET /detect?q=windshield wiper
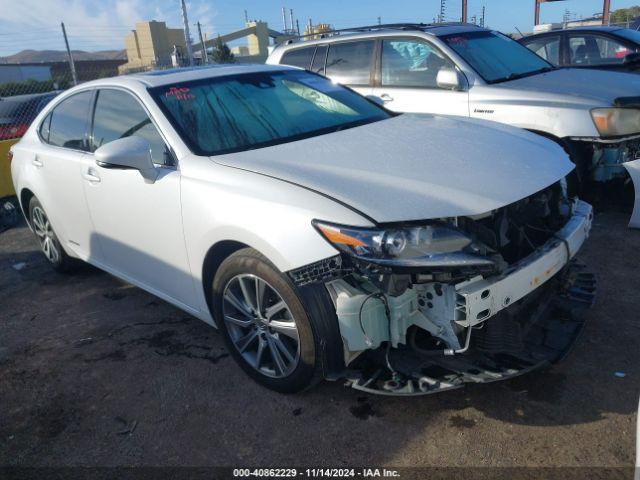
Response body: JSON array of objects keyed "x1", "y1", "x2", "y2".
[{"x1": 491, "y1": 66, "x2": 555, "y2": 84}]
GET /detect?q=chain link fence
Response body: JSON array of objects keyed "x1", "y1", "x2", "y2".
[{"x1": 0, "y1": 59, "x2": 128, "y2": 141}]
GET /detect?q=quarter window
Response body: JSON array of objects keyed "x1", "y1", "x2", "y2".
[
  {"x1": 325, "y1": 40, "x2": 375, "y2": 85},
  {"x1": 524, "y1": 36, "x2": 561, "y2": 65},
  {"x1": 381, "y1": 39, "x2": 456, "y2": 88},
  {"x1": 280, "y1": 47, "x2": 315, "y2": 69},
  {"x1": 47, "y1": 91, "x2": 93, "y2": 151},
  {"x1": 92, "y1": 89, "x2": 170, "y2": 166},
  {"x1": 569, "y1": 35, "x2": 632, "y2": 65}
]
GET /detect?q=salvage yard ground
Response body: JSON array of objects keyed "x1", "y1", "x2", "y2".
[{"x1": 0, "y1": 213, "x2": 638, "y2": 474}]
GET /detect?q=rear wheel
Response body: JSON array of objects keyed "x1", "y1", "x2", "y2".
[
  {"x1": 212, "y1": 248, "x2": 321, "y2": 393},
  {"x1": 29, "y1": 197, "x2": 74, "y2": 272}
]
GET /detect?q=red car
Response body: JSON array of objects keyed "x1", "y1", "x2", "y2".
[{"x1": 0, "y1": 92, "x2": 59, "y2": 141}]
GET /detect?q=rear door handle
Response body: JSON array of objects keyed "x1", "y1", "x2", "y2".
[
  {"x1": 31, "y1": 157, "x2": 43, "y2": 168},
  {"x1": 380, "y1": 93, "x2": 394, "y2": 103},
  {"x1": 83, "y1": 168, "x2": 101, "y2": 183}
]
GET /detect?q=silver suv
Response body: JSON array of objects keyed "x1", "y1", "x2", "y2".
[{"x1": 267, "y1": 23, "x2": 640, "y2": 191}]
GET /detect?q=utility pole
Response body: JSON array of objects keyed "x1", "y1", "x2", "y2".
[
  {"x1": 282, "y1": 6, "x2": 288, "y2": 32},
  {"x1": 439, "y1": 0, "x2": 446, "y2": 23},
  {"x1": 289, "y1": 9, "x2": 295, "y2": 34},
  {"x1": 480, "y1": 6, "x2": 485, "y2": 27},
  {"x1": 244, "y1": 9, "x2": 249, "y2": 23},
  {"x1": 602, "y1": 0, "x2": 611, "y2": 25},
  {"x1": 60, "y1": 22, "x2": 77, "y2": 86},
  {"x1": 180, "y1": 0, "x2": 194, "y2": 66},
  {"x1": 197, "y1": 21, "x2": 208, "y2": 64},
  {"x1": 296, "y1": 19, "x2": 301, "y2": 36},
  {"x1": 534, "y1": 0, "x2": 541, "y2": 26},
  {"x1": 308, "y1": 18, "x2": 313, "y2": 35},
  {"x1": 461, "y1": 0, "x2": 468, "y2": 23},
  {"x1": 377, "y1": 16, "x2": 382, "y2": 25}
]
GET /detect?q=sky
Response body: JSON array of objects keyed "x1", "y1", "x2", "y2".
[{"x1": 0, "y1": 0, "x2": 639, "y2": 56}]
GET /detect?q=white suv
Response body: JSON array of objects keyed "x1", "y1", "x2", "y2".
[
  {"x1": 268, "y1": 23, "x2": 640, "y2": 192},
  {"x1": 11, "y1": 65, "x2": 594, "y2": 395}
]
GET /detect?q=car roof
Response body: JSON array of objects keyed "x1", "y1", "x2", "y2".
[
  {"x1": 276, "y1": 23, "x2": 487, "y2": 50},
  {"x1": 79, "y1": 64, "x2": 295, "y2": 89},
  {"x1": 0, "y1": 91, "x2": 60, "y2": 103},
  {"x1": 524, "y1": 26, "x2": 625, "y2": 39}
]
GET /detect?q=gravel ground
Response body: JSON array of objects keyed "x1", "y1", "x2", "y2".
[{"x1": 0, "y1": 212, "x2": 638, "y2": 476}]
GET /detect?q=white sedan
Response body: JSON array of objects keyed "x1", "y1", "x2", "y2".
[{"x1": 10, "y1": 65, "x2": 595, "y2": 394}]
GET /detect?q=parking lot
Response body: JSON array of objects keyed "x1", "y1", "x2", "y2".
[{"x1": 0, "y1": 211, "x2": 638, "y2": 474}]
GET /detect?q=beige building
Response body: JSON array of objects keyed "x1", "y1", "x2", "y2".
[{"x1": 119, "y1": 21, "x2": 186, "y2": 73}]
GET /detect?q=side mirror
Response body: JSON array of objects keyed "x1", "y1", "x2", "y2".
[
  {"x1": 623, "y1": 52, "x2": 640, "y2": 65},
  {"x1": 94, "y1": 136, "x2": 158, "y2": 184},
  {"x1": 436, "y1": 68, "x2": 466, "y2": 91}
]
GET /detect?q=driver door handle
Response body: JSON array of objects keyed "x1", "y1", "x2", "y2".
[
  {"x1": 31, "y1": 157, "x2": 43, "y2": 168},
  {"x1": 83, "y1": 168, "x2": 101, "y2": 183},
  {"x1": 380, "y1": 93, "x2": 394, "y2": 103}
]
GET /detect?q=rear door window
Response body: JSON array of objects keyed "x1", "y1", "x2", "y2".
[
  {"x1": 47, "y1": 91, "x2": 93, "y2": 151},
  {"x1": 280, "y1": 47, "x2": 315, "y2": 69},
  {"x1": 325, "y1": 40, "x2": 375, "y2": 85}
]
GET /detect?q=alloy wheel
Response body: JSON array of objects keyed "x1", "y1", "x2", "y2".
[
  {"x1": 31, "y1": 206, "x2": 60, "y2": 264},
  {"x1": 222, "y1": 274, "x2": 300, "y2": 378}
]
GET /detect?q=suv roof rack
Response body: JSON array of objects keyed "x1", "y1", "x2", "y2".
[{"x1": 281, "y1": 22, "x2": 482, "y2": 46}]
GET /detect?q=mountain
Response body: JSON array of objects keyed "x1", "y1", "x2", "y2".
[{"x1": 0, "y1": 49, "x2": 127, "y2": 63}]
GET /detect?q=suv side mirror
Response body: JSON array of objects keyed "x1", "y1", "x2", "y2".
[
  {"x1": 94, "y1": 136, "x2": 158, "y2": 184},
  {"x1": 436, "y1": 68, "x2": 466, "y2": 91}
]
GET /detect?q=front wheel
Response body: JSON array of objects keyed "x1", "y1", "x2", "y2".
[
  {"x1": 212, "y1": 248, "x2": 321, "y2": 393},
  {"x1": 29, "y1": 197, "x2": 74, "y2": 272}
]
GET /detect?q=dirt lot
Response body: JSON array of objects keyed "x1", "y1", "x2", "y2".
[{"x1": 0, "y1": 212, "x2": 638, "y2": 475}]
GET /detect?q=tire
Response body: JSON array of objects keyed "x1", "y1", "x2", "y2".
[
  {"x1": 212, "y1": 248, "x2": 323, "y2": 393},
  {"x1": 28, "y1": 197, "x2": 75, "y2": 273}
]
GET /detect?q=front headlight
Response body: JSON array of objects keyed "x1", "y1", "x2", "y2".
[
  {"x1": 313, "y1": 220, "x2": 495, "y2": 269},
  {"x1": 591, "y1": 108, "x2": 640, "y2": 137}
]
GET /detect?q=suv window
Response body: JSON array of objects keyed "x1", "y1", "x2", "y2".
[
  {"x1": 325, "y1": 40, "x2": 375, "y2": 85},
  {"x1": 280, "y1": 46, "x2": 315, "y2": 69},
  {"x1": 524, "y1": 36, "x2": 561, "y2": 65},
  {"x1": 569, "y1": 34, "x2": 632, "y2": 65},
  {"x1": 92, "y1": 89, "x2": 170, "y2": 166},
  {"x1": 381, "y1": 39, "x2": 456, "y2": 88},
  {"x1": 47, "y1": 91, "x2": 93, "y2": 151}
]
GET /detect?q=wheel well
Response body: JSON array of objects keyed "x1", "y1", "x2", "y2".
[
  {"x1": 527, "y1": 130, "x2": 567, "y2": 151},
  {"x1": 201, "y1": 240, "x2": 249, "y2": 311},
  {"x1": 19, "y1": 188, "x2": 35, "y2": 224}
]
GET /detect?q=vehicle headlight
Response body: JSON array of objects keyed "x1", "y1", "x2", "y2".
[
  {"x1": 312, "y1": 220, "x2": 495, "y2": 269},
  {"x1": 591, "y1": 108, "x2": 640, "y2": 137}
]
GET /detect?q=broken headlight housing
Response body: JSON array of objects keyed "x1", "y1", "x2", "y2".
[
  {"x1": 591, "y1": 108, "x2": 640, "y2": 137},
  {"x1": 313, "y1": 220, "x2": 495, "y2": 269}
]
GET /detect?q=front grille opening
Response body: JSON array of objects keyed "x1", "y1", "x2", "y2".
[{"x1": 459, "y1": 182, "x2": 569, "y2": 265}]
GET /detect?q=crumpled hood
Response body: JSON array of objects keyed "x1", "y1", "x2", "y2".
[
  {"x1": 501, "y1": 68, "x2": 640, "y2": 104},
  {"x1": 213, "y1": 114, "x2": 574, "y2": 223}
]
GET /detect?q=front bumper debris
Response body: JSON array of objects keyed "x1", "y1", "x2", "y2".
[
  {"x1": 344, "y1": 263, "x2": 596, "y2": 396},
  {"x1": 338, "y1": 201, "x2": 595, "y2": 396}
]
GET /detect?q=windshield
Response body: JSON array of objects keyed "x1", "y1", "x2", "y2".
[
  {"x1": 616, "y1": 28, "x2": 640, "y2": 45},
  {"x1": 442, "y1": 31, "x2": 553, "y2": 83},
  {"x1": 150, "y1": 70, "x2": 391, "y2": 156}
]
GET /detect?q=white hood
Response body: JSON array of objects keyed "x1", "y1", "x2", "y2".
[
  {"x1": 214, "y1": 114, "x2": 574, "y2": 223},
  {"x1": 501, "y1": 68, "x2": 640, "y2": 105}
]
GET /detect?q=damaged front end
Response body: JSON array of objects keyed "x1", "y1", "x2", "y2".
[{"x1": 293, "y1": 182, "x2": 596, "y2": 396}]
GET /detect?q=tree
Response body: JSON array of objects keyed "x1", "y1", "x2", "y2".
[
  {"x1": 210, "y1": 36, "x2": 235, "y2": 64},
  {"x1": 611, "y1": 6, "x2": 640, "y2": 24}
]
